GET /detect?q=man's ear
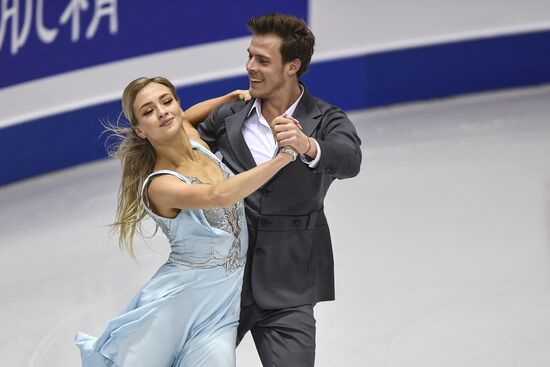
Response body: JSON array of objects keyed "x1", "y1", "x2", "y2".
[
  {"x1": 134, "y1": 126, "x2": 147, "y2": 139},
  {"x1": 287, "y1": 58, "x2": 302, "y2": 76}
]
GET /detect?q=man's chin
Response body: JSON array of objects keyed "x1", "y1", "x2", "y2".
[{"x1": 249, "y1": 89, "x2": 262, "y2": 99}]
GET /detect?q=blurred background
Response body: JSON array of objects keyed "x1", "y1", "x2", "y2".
[{"x1": 1, "y1": 1, "x2": 550, "y2": 366}]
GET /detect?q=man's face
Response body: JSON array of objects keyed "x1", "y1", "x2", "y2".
[{"x1": 246, "y1": 33, "x2": 290, "y2": 100}]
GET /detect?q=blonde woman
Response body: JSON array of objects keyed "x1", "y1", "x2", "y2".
[{"x1": 75, "y1": 77, "x2": 297, "y2": 367}]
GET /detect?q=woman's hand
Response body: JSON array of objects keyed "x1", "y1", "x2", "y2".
[
  {"x1": 230, "y1": 89, "x2": 252, "y2": 102},
  {"x1": 185, "y1": 89, "x2": 251, "y2": 127}
]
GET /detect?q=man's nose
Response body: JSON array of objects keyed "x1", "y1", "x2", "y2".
[{"x1": 246, "y1": 57, "x2": 256, "y2": 72}]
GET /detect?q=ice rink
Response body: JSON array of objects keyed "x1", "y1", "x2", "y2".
[{"x1": 1, "y1": 85, "x2": 550, "y2": 366}]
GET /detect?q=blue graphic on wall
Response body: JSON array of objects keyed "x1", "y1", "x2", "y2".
[{"x1": 0, "y1": 0, "x2": 307, "y2": 88}]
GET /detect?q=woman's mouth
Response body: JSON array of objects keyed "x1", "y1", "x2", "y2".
[{"x1": 159, "y1": 117, "x2": 174, "y2": 127}]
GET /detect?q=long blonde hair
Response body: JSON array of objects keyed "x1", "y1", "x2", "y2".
[{"x1": 109, "y1": 76, "x2": 179, "y2": 256}]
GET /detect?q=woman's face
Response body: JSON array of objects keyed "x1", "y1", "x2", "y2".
[{"x1": 132, "y1": 82, "x2": 184, "y2": 142}]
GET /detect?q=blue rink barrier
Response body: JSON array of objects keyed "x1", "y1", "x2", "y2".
[{"x1": 1, "y1": 29, "x2": 550, "y2": 186}]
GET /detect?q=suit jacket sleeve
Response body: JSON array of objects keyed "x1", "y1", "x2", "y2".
[
  {"x1": 313, "y1": 106, "x2": 362, "y2": 179},
  {"x1": 198, "y1": 103, "x2": 225, "y2": 153}
]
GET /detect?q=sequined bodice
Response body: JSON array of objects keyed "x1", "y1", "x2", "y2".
[
  {"x1": 141, "y1": 141, "x2": 248, "y2": 275},
  {"x1": 186, "y1": 177, "x2": 243, "y2": 239}
]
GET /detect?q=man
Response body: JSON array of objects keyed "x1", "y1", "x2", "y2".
[{"x1": 199, "y1": 13, "x2": 362, "y2": 367}]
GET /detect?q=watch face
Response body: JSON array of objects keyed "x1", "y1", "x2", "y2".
[{"x1": 282, "y1": 147, "x2": 298, "y2": 161}]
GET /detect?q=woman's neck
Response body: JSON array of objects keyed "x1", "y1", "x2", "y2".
[{"x1": 153, "y1": 129, "x2": 198, "y2": 170}]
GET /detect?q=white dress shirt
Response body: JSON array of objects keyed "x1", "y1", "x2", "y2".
[{"x1": 242, "y1": 88, "x2": 321, "y2": 167}]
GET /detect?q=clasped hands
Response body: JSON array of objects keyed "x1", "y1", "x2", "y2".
[
  {"x1": 271, "y1": 114, "x2": 315, "y2": 159},
  {"x1": 230, "y1": 90, "x2": 315, "y2": 160}
]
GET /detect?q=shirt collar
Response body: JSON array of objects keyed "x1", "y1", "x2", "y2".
[{"x1": 246, "y1": 85, "x2": 305, "y2": 119}]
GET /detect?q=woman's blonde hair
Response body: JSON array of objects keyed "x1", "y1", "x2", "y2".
[{"x1": 109, "y1": 76, "x2": 179, "y2": 256}]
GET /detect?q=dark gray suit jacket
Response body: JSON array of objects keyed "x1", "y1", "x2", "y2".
[{"x1": 199, "y1": 86, "x2": 362, "y2": 309}]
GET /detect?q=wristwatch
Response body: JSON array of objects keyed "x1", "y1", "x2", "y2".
[{"x1": 280, "y1": 146, "x2": 298, "y2": 161}]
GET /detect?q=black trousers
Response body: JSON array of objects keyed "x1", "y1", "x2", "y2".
[{"x1": 237, "y1": 303, "x2": 316, "y2": 367}]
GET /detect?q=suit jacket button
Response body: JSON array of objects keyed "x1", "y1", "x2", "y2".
[
  {"x1": 260, "y1": 218, "x2": 270, "y2": 227},
  {"x1": 255, "y1": 248, "x2": 266, "y2": 255},
  {"x1": 292, "y1": 219, "x2": 301, "y2": 227}
]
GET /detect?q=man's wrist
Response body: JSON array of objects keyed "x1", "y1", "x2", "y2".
[
  {"x1": 302, "y1": 137, "x2": 312, "y2": 155},
  {"x1": 300, "y1": 138, "x2": 321, "y2": 167}
]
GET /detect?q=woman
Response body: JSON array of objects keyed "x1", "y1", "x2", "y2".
[{"x1": 75, "y1": 77, "x2": 297, "y2": 366}]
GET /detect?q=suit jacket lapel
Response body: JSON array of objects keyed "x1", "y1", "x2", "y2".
[
  {"x1": 225, "y1": 100, "x2": 257, "y2": 170},
  {"x1": 225, "y1": 87, "x2": 320, "y2": 171},
  {"x1": 293, "y1": 86, "x2": 322, "y2": 137}
]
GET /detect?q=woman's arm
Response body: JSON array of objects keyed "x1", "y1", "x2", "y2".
[
  {"x1": 185, "y1": 90, "x2": 251, "y2": 127},
  {"x1": 147, "y1": 151, "x2": 295, "y2": 211}
]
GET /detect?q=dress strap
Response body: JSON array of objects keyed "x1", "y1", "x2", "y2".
[{"x1": 190, "y1": 140, "x2": 220, "y2": 162}]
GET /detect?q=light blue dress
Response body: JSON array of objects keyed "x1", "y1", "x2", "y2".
[{"x1": 75, "y1": 141, "x2": 248, "y2": 367}]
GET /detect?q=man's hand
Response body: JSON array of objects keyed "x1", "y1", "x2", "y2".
[{"x1": 271, "y1": 114, "x2": 315, "y2": 157}]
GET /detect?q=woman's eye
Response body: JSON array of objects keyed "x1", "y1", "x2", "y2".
[
  {"x1": 163, "y1": 99, "x2": 173, "y2": 105},
  {"x1": 143, "y1": 109, "x2": 153, "y2": 115}
]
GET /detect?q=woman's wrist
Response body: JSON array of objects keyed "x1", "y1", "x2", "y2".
[{"x1": 276, "y1": 152, "x2": 293, "y2": 164}]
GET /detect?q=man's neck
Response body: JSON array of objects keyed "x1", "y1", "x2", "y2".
[{"x1": 260, "y1": 82, "x2": 302, "y2": 122}]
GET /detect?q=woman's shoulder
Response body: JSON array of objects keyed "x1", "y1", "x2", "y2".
[
  {"x1": 141, "y1": 171, "x2": 188, "y2": 220},
  {"x1": 145, "y1": 169, "x2": 187, "y2": 182},
  {"x1": 190, "y1": 138, "x2": 211, "y2": 151},
  {"x1": 142, "y1": 171, "x2": 191, "y2": 199},
  {"x1": 183, "y1": 124, "x2": 210, "y2": 151}
]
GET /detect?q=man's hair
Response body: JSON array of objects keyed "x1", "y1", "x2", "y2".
[{"x1": 247, "y1": 13, "x2": 315, "y2": 78}]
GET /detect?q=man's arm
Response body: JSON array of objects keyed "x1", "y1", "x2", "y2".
[
  {"x1": 271, "y1": 107, "x2": 362, "y2": 179},
  {"x1": 312, "y1": 107, "x2": 362, "y2": 179}
]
